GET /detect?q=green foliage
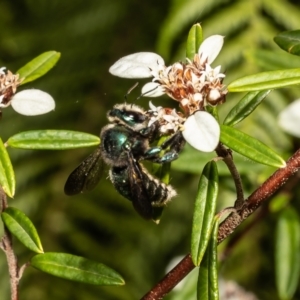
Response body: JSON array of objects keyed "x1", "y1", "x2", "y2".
[
  {"x1": 220, "y1": 125, "x2": 286, "y2": 168},
  {"x1": 0, "y1": 138, "x2": 15, "y2": 198},
  {"x1": 1, "y1": 207, "x2": 44, "y2": 253},
  {"x1": 31, "y1": 253, "x2": 125, "y2": 286},
  {"x1": 223, "y1": 90, "x2": 271, "y2": 127},
  {"x1": 274, "y1": 30, "x2": 300, "y2": 56},
  {"x1": 191, "y1": 161, "x2": 218, "y2": 266},
  {"x1": 228, "y1": 68, "x2": 300, "y2": 92},
  {"x1": 1, "y1": 1, "x2": 300, "y2": 300},
  {"x1": 7, "y1": 130, "x2": 100, "y2": 150},
  {"x1": 186, "y1": 24, "x2": 203, "y2": 61},
  {"x1": 275, "y1": 207, "x2": 300, "y2": 300},
  {"x1": 0, "y1": 43, "x2": 124, "y2": 298},
  {"x1": 198, "y1": 217, "x2": 219, "y2": 300},
  {"x1": 17, "y1": 51, "x2": 61, "y2": 85}
]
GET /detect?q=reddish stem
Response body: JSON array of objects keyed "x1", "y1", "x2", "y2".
[
  {"x1": 0, "y1": 189, "x2": 19, "y2": 300},
  {"x1": 141, "y1": 254, "x2": 194, "y2": 300}
]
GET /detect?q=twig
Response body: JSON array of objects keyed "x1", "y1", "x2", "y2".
[
  {"x1": 141, "y1": 254, "x2": 194, "y2": 300},
  {"x1": 215, "y1": 143, "x2": 244, "y2": 208},
  {"x1": 0, "y1": 188, "x2": 19, "y2": 300},
  {"x1": 18, "y1": 262, "x2": 30, "y2": 279},
  {"x1": 218, "y1": 148, "x2": 300, "y2": 242},
  {"x1": 219, "y1": 171, "x2": 300, "y2": 261},
  {"x1": 219, "y1": 206, "x2": 267, "y2": 262},
  {"x1": 140, "y1": 148, "x2": 300, "y2": 300}
]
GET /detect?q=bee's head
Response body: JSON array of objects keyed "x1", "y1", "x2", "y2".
[{"x1": 107, "y1": 103, "x2": 149, "y2": 131}]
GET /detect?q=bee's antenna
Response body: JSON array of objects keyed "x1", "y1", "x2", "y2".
[
  {"x1": 124, "y1": 82, "x2": 139, "y2": 102},
  {"x1": 137, "y1": 86, "x2": 158, "y2": 100}
]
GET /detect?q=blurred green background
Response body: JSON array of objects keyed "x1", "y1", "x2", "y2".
[{"x1": 1, "y1": 0, "x2": 300, "y2": 299}]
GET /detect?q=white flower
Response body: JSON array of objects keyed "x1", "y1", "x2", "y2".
[
  {"x1": 148, "y1": 101, "x2": 185, "y2": 134},
  {"x1": 109, "y1": 52, "x2": 165, "y2": 79},
  {"x1": 198, "y1": 35, "x2": 224, "y2": 65},
  {"x1": 148, "y1": 102, "x2": 219, "y2": 152},
  {"x1": 0, "y1": 67, "x2": 55, "y2": 116},
  {"x1": 109, "y1": 35, "x2": 227, "y2": 113},
  {"x1": 278, "y1": 99, "x2": 300, "y2": 138},
  {"x1": 110, "y1": 35, "x2": 226, "y2": 152},
  {"x1": 10, "y1": 89, "x2": 55, "y2": 116},
  {"x1": 182, "y1": 111, "x2": 220, "y2": 152}
]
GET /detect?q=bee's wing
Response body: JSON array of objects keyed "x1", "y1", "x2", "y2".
[
  {"x1": 126, "y1": 151, "x2": 153, "y2": 219},
  {"x1": 64, "y1": 148, "x2": 103, "y2": 195}
]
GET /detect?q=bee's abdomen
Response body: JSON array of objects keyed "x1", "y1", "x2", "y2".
[{"x1": 109, "y1": 166, "x2": 176, "y2": 207}]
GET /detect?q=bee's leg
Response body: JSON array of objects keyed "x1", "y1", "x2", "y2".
[
  {"x1": 144, "y1": 132, "x2": 186, "y2": 163},
  {"x1": 160, "y1": 131, "x2": 185, "y2": 153},
  {"x1": 139, "y1": 120, "x2": 160, "y2": 142}
]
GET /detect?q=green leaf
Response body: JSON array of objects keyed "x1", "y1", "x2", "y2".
[
  {"x1": 7, "y1": 130, "x2": 100, "y2": 150},
  {"x1": 31, "y1": 253, "x2": 125, "y2": 286},
  {"x1": 227, "y1": 68, "x2": 300, "y2": 92},
  {"x1": 1, "y1": 207, "x2": 43, "y2": 253},
  {"x1": 197, "y1": 217, "x2": 220, "y2": 300},
  {"x1": 274, "y1": 30, "x2": 300, "y2": 56},
  {"x1": 275, "y1": 207, "x2": 300, "y2": 300},
  {"x1": 17, "y1": 51, "x2": 61, "y2": 85},
  {"x1": 220, "y1": 125, "x2": 286, "y2": 168},
  {"x1": 191, "y1": 161, "x2": 218, "y2": 266},
  {"x1": 0, "y1": 138, "x2": 15, "y2": 198},
  {"x1": 186, "y1": 24, "x2": 203, "y2": 61},
  {"x1": 223, "y1": 90, "x2": 271, "y2": 126}
]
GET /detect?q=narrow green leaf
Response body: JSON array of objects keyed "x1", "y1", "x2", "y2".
[
  {"x1": 7, "y1": 130, "x2": 100, "y2": 150},
  {"x1": 198, "y1": 217, "x2": 220, "y2": 300},
  {"x1": 31, "y1": 253, "x2": 125, "y2": 286},
  {"x1": 186, "y1": 24, "x2": 203, "y2": 61},
  {"x1": 227, "y1": 68, "x2": 300, "y2": 92},
  {"x1": 223, "y1": 90, "x2": 271, "y2": 126},
  {"x1": 191, "y1": 161, "x2": 218, "y2": 266},
  {"x1": 197, "y1": 246, "x2": 209, "y2": 299},
  {"x1": 0, "y1": 138, "x2": 15, "y2": 197},
  {"x1": 275, "y1": 207, "x2": 300, "y2": 300},
  {"x1": 274, "y1": 30, "x2": 300, "y2": 56},
  {"x1": 17, "y1": 51, "x2": 61, "y2": 85},
  {"x1": 220, "y1": 125, "x2": 286, "y2": 168},
  {"x1": 1, "y1": 207, "x2": 43, "y2": 253}
]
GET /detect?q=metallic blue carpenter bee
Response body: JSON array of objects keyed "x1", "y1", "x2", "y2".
[{"x1": 64, "y1": 104, "x2": 185, "y2": 219}]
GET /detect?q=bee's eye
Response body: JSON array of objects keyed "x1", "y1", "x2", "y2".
[
  {"x1": 108, "y1": 106, "x2": 148, "y2": 128},
  {"x1": 124, "y1": 111, "x2": 146, "y2": 124}
]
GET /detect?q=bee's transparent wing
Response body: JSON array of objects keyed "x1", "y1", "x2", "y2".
[{"x1": 64, "y1": 148, "x2": 103, "y2": 195}]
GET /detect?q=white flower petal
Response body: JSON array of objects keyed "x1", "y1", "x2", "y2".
[
  {"x1": 109, "y1": 52, "x2": 165, "y2": 78},
  {"x1": 11, "y1": 89, "x2": 55, "y2": 116},
  {"x1": 149, "y1": 101, "x2": 157, "y2": 111},
  {"x1": 182, "y1": 111, "x2": 220, "y2": 152},
  {"x1": 278, "y1": 99, "x2": 300, "y2": 138},
  {"x1": 199, "y1": 35, "x2": 224, "y2": 65},
  {"x1": 141, "y1": 82, "x2": 165, "y2": 97}
]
